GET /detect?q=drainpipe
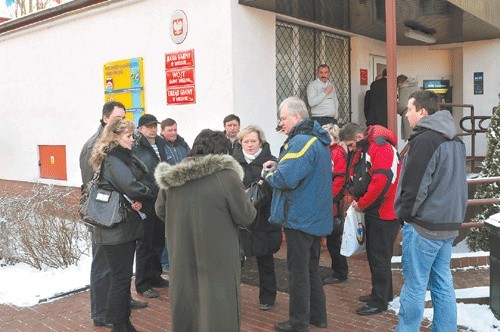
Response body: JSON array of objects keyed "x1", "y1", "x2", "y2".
[{"x1": 385, "y1": 0, "x2": 398, "y2": 137}]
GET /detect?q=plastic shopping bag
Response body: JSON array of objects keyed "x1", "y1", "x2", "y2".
[{"x1": 340, "y1": 205, "x2": 366, "y2": 257}]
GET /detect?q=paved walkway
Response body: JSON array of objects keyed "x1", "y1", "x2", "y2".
[{"x1": 0, "y1": 247, "x2": 489, "y2": 331}]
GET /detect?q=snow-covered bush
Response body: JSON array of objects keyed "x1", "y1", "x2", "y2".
[
  {"x1": 467, "y1": 99, "x2": 500, "y2": 251},
  {"x1": 0, "y1": 183, "x2": 90, "y2": 269}
]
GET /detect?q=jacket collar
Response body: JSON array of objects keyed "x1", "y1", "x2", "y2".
[{"x1": 155, "y1": 154, "x2": 244, "y2": 189}]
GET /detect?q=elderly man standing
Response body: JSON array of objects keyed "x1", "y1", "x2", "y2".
[
  {"x1": 306, "y1": 64, "x2": 339, "y2": 126},
  {"x1": 133, "y1": 114, "x2": 169, "y2": 299},
  {"x1": 263, "y1": 97, "x2": 332, "y2": 332},
  {"x1": 395, "y1": 90, "x2": 467, "y2": 331}
]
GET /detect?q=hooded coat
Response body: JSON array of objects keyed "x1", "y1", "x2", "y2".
[
  {"x1": 264, "y1": 119, "x2": 333, "y2": 236},
  {"x1": 154, "y1": 154, "x2": 256, "y2": 332},
  {"x1": 395, "y1": 110, "x2": 467, "y2": 240},
  {"x1": 347, "y1": 125, "x2": 400, "y2": 220}
]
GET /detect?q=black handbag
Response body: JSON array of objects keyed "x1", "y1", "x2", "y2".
[
  {"x1": 245, "y1": 178, "x2": 272, "y2": 232},
  {"x1": 79, "y1": 165, "x2": 123, "y2": 229}
]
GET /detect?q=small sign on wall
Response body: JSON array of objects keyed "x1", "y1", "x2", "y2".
[
  {"x1": 165, "y1": 49, "x2": 196, "y2": 105},
  {"x1": 474, "y1": 72, "x2": 483, "y2": 95},
  {"x1": 360, "y1": 69, "x2": 368, "y2": 85}
]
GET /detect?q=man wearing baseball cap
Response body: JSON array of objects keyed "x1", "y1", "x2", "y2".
[{"x1": 133, "y1": 114, "x2": 170, "y2": 298}]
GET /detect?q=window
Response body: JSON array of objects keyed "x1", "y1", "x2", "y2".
[{"x1": 276, "y1": 21, "x2": 351, "y2": 123}]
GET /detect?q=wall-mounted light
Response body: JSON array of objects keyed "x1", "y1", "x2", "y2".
[{"x1": 404, "y1": 28, "x2": 436, "y2": 44}]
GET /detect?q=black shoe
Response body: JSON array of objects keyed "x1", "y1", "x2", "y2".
[
  {"x1": 323, "y1": 275, "x2": 347, "y2": 284},
  {"x1": 356, "y1": 304, "x2": 386, "y2": 316},
  {"x1": 130, "y1": 299, "x2": 148, "y2": 309},
  {"x1": 309, "y1": 320, "x2": 327, "y2": 328},
  {"x1": 152, "y1": 278, "x2": 169, "y2": 288},
  {"x1": 139, "y1": 288, "x2": 159, "y2": 298},
  {"x1": 93, "y1": 319, "x2": 113, "y2": 328},
  {"x1": 359, "y1": 294, "x2": 371, "y2": 302},
  {"x1": 259, "y1": 303, "x2": 273, "y2": 311},
  {"x1": 274, "y1": 320, "x2": 308, "y2": 332}
]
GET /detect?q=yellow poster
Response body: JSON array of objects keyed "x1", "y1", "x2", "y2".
[{"x1": 103, "y1": 57, "x2": 145, "y2": 124}]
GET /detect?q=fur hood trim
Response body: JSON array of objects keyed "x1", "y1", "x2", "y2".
[{"x1": 155, "y1": 154, "x2": 244, "y2": 189}]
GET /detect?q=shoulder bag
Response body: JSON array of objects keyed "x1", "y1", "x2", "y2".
[{"x1": 79, "y1": 164, "x2": 123, "y2": 229}]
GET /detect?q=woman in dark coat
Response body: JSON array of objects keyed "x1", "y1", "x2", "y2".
[
  {"x1": 90, "y1": 118, "x2": 154, "y2": 332},
  {"x1": 155, "y1": 129, "x2": 256, "y2": 332},
  {"x1": 233, "y1": 125, "x2": 282, "y2": 311}
]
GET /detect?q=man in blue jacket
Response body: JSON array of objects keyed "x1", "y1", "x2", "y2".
[
  {"x1": 395, "y1": 90, "x2": 467, "y2": 331},
  {"x1": 263, "y1": 96, "x2": 332, "y2": 332}
]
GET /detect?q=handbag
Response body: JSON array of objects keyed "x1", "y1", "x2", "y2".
[
  {"x1": 340, "y1": 205, "x2": 366, "y2": 257},
  {"x1": 79, "y1": 165, "x2": 123, "y2": 229},
  {"x1": 244, "y1": 178, "x2": 272, "y2": 232}
]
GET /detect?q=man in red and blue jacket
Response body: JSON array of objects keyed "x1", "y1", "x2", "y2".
[{"x1": 339, "y1": 123, "x2": 401, "y2": 316}]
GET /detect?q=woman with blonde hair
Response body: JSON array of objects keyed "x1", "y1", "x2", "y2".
[
  {"x1": 233, "y1": 125, "x2": 282, "y2": 311},
  {"x1": 90, "y1": 118, "x2": 154, "y2": 332},
  {"x1": 322, "y1": 123, "x2": 349, "y2": 285}
]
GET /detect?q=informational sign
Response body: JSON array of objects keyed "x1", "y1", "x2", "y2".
[
  {"x1": 165, "y1": 49, "x2": 196, "y2": 105},
  {"x1": 360, "y1": 69, "x2": 368, "y2": 85},
  {"x1": 474, "y1": 72, "x2": 484, "y2": 95},
  {"x1": 103, "y1": 57, "x2": 145, "y2": 125},
  {"x1": 170, "y1": 10, "x2": 188, "y2": 44}
]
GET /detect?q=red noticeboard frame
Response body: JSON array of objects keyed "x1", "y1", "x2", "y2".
[{"x1": 165, "y1": 49, "x2": 196, "y2": 105}]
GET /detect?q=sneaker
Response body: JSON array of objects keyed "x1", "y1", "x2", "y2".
[
  {"x1": 140, "y1": 288, "x2": 159, "y2": 298},
  {"x1": 259, "y1": 303, "x2": 273, "y2": 311}
]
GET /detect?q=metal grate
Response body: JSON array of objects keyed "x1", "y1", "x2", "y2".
[{"x1": 276, "y1": 20, "x2": 351, "y2": 124}]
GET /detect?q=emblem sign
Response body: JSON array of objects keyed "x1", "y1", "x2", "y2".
[{"x1": 170, "y1": 10, "x2": 188, "y2": 44}]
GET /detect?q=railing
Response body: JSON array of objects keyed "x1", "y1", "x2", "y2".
[
  {"x1": 462, "y1": 176, "x2": 500, "y2": 229},
  {"x1": 439, "y1": 103, "x2": 491, "y2": 171}
]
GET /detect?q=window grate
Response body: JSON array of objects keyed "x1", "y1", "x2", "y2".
[{"x1": 276, "y1": 20, "x2": 351, "y2": 124}]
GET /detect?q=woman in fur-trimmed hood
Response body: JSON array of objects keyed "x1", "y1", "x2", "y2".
[{"x1": 155, "y1": 129, "x2": 256, "y2": 332}]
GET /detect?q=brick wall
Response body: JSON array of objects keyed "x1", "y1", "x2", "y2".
[{"x1": 0, "y1": 179, "x2": 81, "y2": 219}]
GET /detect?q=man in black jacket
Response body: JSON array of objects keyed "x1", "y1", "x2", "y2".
[
  {"x1": 133, "y1": 114, "x2": 169, "y2": 298},
  {"x1": 395, "y1": 90, "x2": 467, "y2": 331}
]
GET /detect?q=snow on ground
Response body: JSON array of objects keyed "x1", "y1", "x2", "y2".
[
  {"x1": 390, "y1": 297, "x2": 500, "y2": 332},
  {"x1": 0, "y1": 252, "x2": 498, "y2": 331}
]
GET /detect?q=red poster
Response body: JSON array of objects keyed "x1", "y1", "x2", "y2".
[
  {"x1": 166, "y1": 68, "x2": 195, "y2": 87},
  {"x1": 167, "y1": 85, "x2": 196, "y2": 105},
  {"x1": 165, "y1": 49, "x2": 195, "y2": 70},
  {"x1": 360, "y1": 69, "x2": 368, "y2": 86}
]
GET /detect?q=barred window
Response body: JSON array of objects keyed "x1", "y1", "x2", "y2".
[{"x1": 276, "y1": 20, "x2": 351, "y2": 124}]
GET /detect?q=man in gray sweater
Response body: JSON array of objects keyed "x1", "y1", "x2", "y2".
[{"x1": 306, "y1": 64, "x2": 339, "y2": 126}]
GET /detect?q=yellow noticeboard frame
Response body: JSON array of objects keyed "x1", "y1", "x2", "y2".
[{"x1": 103, "y1": 57, "x2": 145, "y2": 125}]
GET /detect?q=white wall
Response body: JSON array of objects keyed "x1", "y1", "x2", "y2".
[
  {"x1": 0, "y1": 0, "x2": 243, "y2": 186},
  {"x1": 462, "y1": 39, "x2": 500, "y2": 156},
  {"x1": 230, "y1": 4, "x2": 283, "y2": 156}
]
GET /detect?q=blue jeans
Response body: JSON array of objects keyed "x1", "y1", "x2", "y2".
[{"x1": 396, "y1": 224, "x2": 457, "y2": 332}]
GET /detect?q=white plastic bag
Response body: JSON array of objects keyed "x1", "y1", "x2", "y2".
[{"x1": 340, "y1": 205, "x2": 366, "y2": 257}]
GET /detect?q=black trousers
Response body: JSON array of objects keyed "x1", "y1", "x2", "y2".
[
  {"x1": 90, "y1": 239, "x2": 111, "y2": 322},
  {"x1": 326, "y1": 231, "x2": 348, "y2": 279},
  {"x1": 311, "y1": 116, "x2": 337, "y2": 126},
  {"x1": 256, "y1": 254, "x2": 277, "y2": 305},
  {"x1": 135, "y1": 212, "x2": 165, "y2": 293},
  {"x1": 365, "y1": 215, "x2": 400, "y2": 309},
  {"x1": 285, "y1": 228, "x2": 326, "y2": 328},
  {"x1": 102, "y1": 240, "x2": 136, "y2": 325}
]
